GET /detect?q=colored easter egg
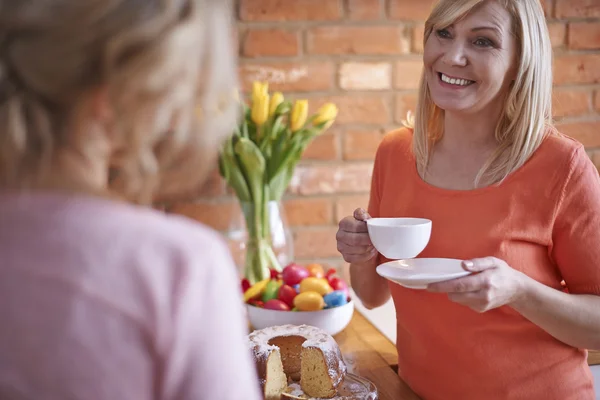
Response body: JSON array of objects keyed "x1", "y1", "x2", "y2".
[
  {"x1": 282, "y1": 263, "x2": 310, "y2": 286},
  {"x1": 248, "y1": 299, "x2": 264, "y2": 308},
  {"x1": 323, "y1": 290, "x2": 348, "y2": 308},
  {"x1": 269, "y1": 269, "x2": 280, "y2": 280},
  {"x1": 263, "y1": 299, "x2": 291, "y2": 311},
  {"x1": 327, "y1": 276, "x2": 349, "y2": 298},
  {"x1": 243, "y1": 278, "x2": 270, "y2": 303},
  {"x1": 277, "y1": 284, "x2": 298, "y2": 308},
  {"x1": 325, "y1": 268, "x2": 337, "y2": 278},
  {"x1": 241, "y1": 278, "x2": 251, "y2": 294},
  {"x1": 294, "y1": 291, "x2": 325, "y2": 311},
  {"x1": 262, "y1": 279, "x2": 282, "y2": 303},
  {"x1": 293, "y1": 284, "x2": 300, "y2": 293},
  {"x1": 306, "y1": 263, "x2": 325, "y2": 278},
  {"x1": 299, "y1": 277, "x2": 333, "y2": 296}
]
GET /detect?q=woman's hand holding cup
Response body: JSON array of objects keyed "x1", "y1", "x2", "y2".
[{"x1": 336, "y1": 208, "x2": 378, "y2": 264}]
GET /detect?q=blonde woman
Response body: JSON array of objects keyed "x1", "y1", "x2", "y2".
[
  {"x1": 0, "y1": 1, "x2": 261, "y2": 399},
  {"x1": 337, "y1": 0, "x2": 600, "y2": 398}
]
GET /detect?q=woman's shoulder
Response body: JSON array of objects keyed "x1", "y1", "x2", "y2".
[
  {"x1": 113, "y1": 201, "x2": 228, "y2": 258},
  {"x1": 376, "y1": 126, "x2": 414, "y2": 160},
  {"x1": 535, "y1": 128, "x2": 589, "y2": 170}
]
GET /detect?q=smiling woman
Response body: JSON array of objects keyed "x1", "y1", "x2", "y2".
[{"x1": 336, "y1": 0, "x2": 600, "y2": 399}]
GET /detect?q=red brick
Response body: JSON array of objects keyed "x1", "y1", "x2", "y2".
[
  {"x1": 347, "y1": 0, "x2": 383, "y2": 20},
  {"x1": 239, "y1": 62, "x2": 334, "y2": 92},
  {"x1": 288, "y1": 163, "x2": 373, "y2": 195},
  {"x1": 169, "y1": 201, "x2": 235, "y2": 231},
  {"x1": 388, "y1": 0, "x2": 437, "y2": 20},
  {"x1": 541, "y1": 0, "x2": 553, "y2": 17},
  {"x1": 283, "y1": 198, "x2": 333, "y2": 226},
  {"x1": 595, "y1": 91, "x2": 600, "y2": 112},
  {"x1": 556, "y1": 121, "x2": 600, "y2": 147},
  {"x1": 310, "y1": 95, "x2": 391, "y2": 125},
  {"x1": 241, "y1": 29, "x2": 299, "y2": 58},
  {"x1": 294, "y1": 227, "x2": 340, "y2": 258},
  {"x1": 239, "y1": 0, "x2": 342, "y2": 21},
  {"x1": 556, "y1": 0, "x2": 600, "y2": 18},
  {"x1": 413, "y1": 23, "x2": 425, "y2": 53},
  {"x1": 339, "y1": 62, "x2": 393, "y2": 90},
  {"x1": 568, "y1": 22, "x2": 600, "y2": 50},
  {"x1": 395, "y1": 59, "x2": 424, "y2": 89},
  {"x1": 395, "y1": 92, "x2": 419, "y2": 124},
  {"x1": 343, "y1": 129, "x2": 386, "y2": 160},
  {"x1": 553, "y1": 54, "x2": 600, "y2": 85},
  {"x1": 552, "y1": 89, "x2": 591, "y2": 118},
  {"x1": 306, "y1": 26, "x2": 407, "y2": 55},
  {"x1": 548, "y1": 23, "x2": 566, "y2": 48},
  {"x1": 302, "y1": 131, "x2": 340, "y2": 161},
  {"x1": 334, "y1": 195, "x2": 371, "y2": 222}
]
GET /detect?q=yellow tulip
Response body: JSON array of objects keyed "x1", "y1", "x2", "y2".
[
  {"x1": 251, "y1": 92, "x2": 269, "y2": 126},
  {"x1": 269, "y1": 92, "x2": 284, "y2": 116},
  {"x1": 313, "y1": 103, "x2": 338, "y2": 130},
  {"x1": 252, "y1": 81, "x2": 268, "y2": 104},
  {"x1": 290, "y1": 100, "x2": 308, "y2": 132}
]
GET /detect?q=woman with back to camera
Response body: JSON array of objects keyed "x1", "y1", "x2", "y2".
[
  {"x1": 0, "y1": 1, "x2": 261, "y2": 399},
  {"x1": 336, "y1": 0, "x2": 600, "y2": 398}
]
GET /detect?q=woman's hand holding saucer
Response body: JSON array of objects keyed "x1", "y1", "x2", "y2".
[{"x1": 427, "y1": 257, "x2": 530, "y2": 313}]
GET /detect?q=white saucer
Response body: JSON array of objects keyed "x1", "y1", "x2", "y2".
[{"x1": 376, "y1": 258, "x2": 471, "y2": 289}]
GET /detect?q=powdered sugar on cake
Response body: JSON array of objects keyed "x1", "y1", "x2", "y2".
[{"x1": 247, "y1": 324, "x2": 347, "y2": 386}]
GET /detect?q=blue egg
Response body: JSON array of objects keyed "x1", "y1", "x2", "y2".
[
  {"x1": 293, "y1": 284, "x2": 300, "y2": 293},
  {"x1": 323, "y1": 290, "x2": 347, "y2": 308}
]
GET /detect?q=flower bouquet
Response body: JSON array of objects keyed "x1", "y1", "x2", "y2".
[{"x1": 219, "y1": 82, "x2": 338, "y2": 284}]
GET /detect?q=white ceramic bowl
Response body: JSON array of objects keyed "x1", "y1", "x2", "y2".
[
  {"x1": 246, "y1": 301, "x2": 355, "y2": 336},
  {"x1": 366, "y1": 217, "x2": 432, "y2": 260}
]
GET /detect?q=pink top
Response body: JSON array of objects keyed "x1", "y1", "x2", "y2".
[{"x1": 0, "y1": 191, "x2": 262, "y2": 400}]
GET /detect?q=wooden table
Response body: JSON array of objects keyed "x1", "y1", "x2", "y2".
[
  {"x1": 334, "y1": 311, "x2": 599, "y2": 400},
  {"x1": 589, "y1": 350, "x2": 600, "y2": 366},
  {"x1": 333, "y1": 311, "x2": 421, "y2": 400}
]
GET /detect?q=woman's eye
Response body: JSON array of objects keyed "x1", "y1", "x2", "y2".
[
  {"x1": 436, "y1": 29, "x2": 451, "y2": 39},
  {"x1": 474, "y1": 38, "x2": 494, "y2": 47}
]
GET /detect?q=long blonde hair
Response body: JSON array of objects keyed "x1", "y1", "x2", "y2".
[
  {"x1": 0, "y1": 0, "x2": 238, "y2": 204},
  {"x1": 412, "y1": 0, "x2": 553, "y2": 187}
]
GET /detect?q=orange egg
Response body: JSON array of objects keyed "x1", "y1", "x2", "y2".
[
  {"x1": 306, "y1": 263, "x2": 325, "y2": 278},
  {"x1": 294, "y1": 291, "x2": 325, "y2": 311},
  {"x1": 299, "y1": 277, "x2": 333, "y2": 296}
]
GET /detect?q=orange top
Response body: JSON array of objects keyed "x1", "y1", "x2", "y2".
[{"x1": 368, "y1": 128, "x2": 600, "y2": 399}]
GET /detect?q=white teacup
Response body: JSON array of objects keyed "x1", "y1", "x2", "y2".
[{"x1": 366, "y1": 218, "x2": 432, "y2": 260}]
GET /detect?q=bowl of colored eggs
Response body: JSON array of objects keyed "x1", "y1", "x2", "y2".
[{"x1": 242, "y1": 263, "x2": 354, "y2": 336}]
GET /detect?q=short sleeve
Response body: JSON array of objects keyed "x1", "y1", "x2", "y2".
[{"x1": 551, "y1": 146, "x2": 600, "y2": 295}]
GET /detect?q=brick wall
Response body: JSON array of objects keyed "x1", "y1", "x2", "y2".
[{"x1": 168, "y1": 0, "x2": 600, "y2": 273}]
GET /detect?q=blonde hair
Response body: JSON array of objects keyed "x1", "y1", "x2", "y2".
[
  {"x1": 0, "y1": 0, "x2": 238, "y2": 204},
  {"x1": 412, "y1": 0, "x2": 553, "y2": 187}
]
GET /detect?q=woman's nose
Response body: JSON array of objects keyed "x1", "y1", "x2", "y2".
[{"x1": 442, "y1": 41, "x2": 468, "y2": 67}]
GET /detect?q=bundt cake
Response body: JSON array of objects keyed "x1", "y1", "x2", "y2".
[{"x1": 247, "y1": 324, "x2": 347, "y2": 399}]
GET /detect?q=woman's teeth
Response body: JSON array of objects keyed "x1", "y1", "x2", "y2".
[{"x1": 440, "y1": 73, "x2": 474, "y2": 86}]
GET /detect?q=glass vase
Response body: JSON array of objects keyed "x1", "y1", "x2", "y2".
[{"x1": 226, "y1": 200, "x2": 294, "y2": 283}]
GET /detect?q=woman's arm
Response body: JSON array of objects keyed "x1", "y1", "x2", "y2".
[
  {"x1": 428, "y1": 257, "x2": 600, "y2": 350},
  {"x1": 513, "y1": 278, "x2": 600, "y2": 350},
  {"x1": 350, "y1": 258, "x2": 391, "y2": 309}
]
